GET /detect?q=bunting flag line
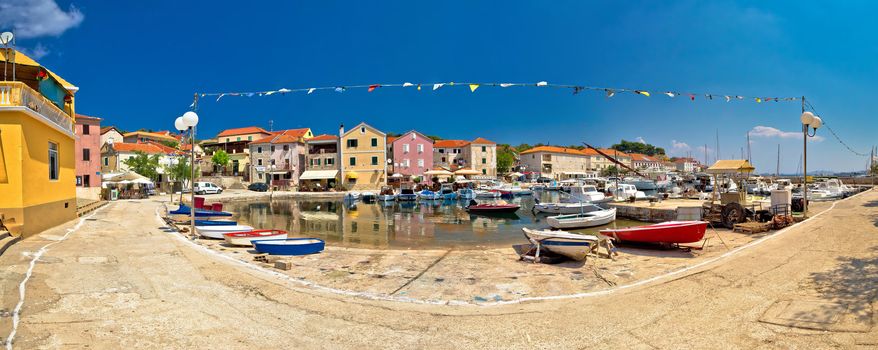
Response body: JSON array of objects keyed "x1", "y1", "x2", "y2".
[{"x1": 194, "y1": 81, "x2": 802, "y2": 107}]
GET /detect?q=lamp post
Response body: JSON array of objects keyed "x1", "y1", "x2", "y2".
[
  {"x1": 800, "y1": 110, "x2": 822, "y2": 218},
  {"x1": 176, "y1": 111, "x2": 199, "y2": 234}
]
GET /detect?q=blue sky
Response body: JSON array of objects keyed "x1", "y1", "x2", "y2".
[{"x1": 5, "y1": 0, "x2": 876, "y2": 172}]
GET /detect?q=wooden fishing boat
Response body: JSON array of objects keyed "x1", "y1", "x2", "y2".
[
  {"x1": 378, "y1": 186, "x2": 396, "y2": 201},
  {"x1": 465, "y1": 200, "x2": 520, "y2": 213},
  {"x1": 522, "y1": 227, "x2": 600, "y2": 261},
  {"x1": 599, "y1": 221, "x2": 708, "y2": 244},
  {"x1": 547, "y1": 208, "x2": 616, "y2": 229},
  {"x1": 196, "y1": 225, "x2": 254, "y2": 239},
  {"x1": 252, "y1": 238, "x2": 325, "y2": 255},
  {"x1": 397, "y1": 185, "x2": 418, "y2": 201},
  {"x1": 223, "y1": 229, "x2": 288, "y2": 246}
]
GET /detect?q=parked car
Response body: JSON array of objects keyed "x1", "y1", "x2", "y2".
[
  {"x1": 248, "y1": 182, "x2": 269, "y2": 192},
  {"x1": 194, "y1": 181, "x2": 223, "y2": 195}
]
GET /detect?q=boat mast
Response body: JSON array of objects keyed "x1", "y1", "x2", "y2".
[{"x1": 776, "y1": 144, "x2": 780, "y2": 178}]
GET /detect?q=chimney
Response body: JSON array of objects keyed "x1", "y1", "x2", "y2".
[
  {"x1": 339, "y1": 124, "x2": 344, "y2": 137},
  {"x1": 338, "y1": 124, "x2": 345, "y2": 190}
]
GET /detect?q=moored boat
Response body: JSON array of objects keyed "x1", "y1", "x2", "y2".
[
  {"x1": 439, "y1": 183, "x2": 458, "y2": 200},
  {"x1": 397, "y1": 186, "x2": 418, "y2": 201},
  {"x1": 361, "y1": 191, "x2": 377, "y2": 202},
  {"x1": 196, "y1": 225, "x2": 254, "y2": 239},
  {"x1": 534, "y1": 201, "x2": 602, "y2": 214},
  {"x1": 170, "y1": 205, "x2": 233, "y2": 218},
  {"x1": 599, "y1": 221, "x2": 707, "y2": 244},
  {"x1": 252, "y1": 238, "x2": 326, "y2": 255},
  {"x1": 378, "y1": 186, "x2": 396, "y2": 201},
  {"x1": 475, "y1": 190, "x2": 501, "y2": 199},
  {"x1": 547, "y1": 208, "x2": 616, "y2": 229},
  {"x1": 465, "y1": 200, "x2": 520, "y2": 213},
  {"x1": 223, "y1": 229, "x2": 288, "y2": 246},
  {"x1": 522, "y1": 228, "x2": 599, "y2": 261},
  {"x1": 458, "y1": 188, "x2": 476, "y2": 199},
  {"x1": 418, "y1": 189, "x2": 440, "y2": 200}
]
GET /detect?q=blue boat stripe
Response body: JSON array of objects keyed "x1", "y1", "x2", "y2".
[{"x1": 540, "y1": 241, "x2": 593, "y2": 247}]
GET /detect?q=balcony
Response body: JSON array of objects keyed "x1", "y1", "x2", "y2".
[{"x1": 0, "y1": 81, "x2": 74, "y2": 134}]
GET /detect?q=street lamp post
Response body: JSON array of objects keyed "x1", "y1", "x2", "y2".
[
  {"x1": 176, "y1": 111, "x2": 199, "y2": 234},
  {"x1": 800, "y1": 110, "x2": 822, "y2": 218}
]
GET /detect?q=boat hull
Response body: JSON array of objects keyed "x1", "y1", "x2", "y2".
[
  {"x1": 522, "y1": 228, "x2": 599, "y2": 261},
  {"x1": 223, "y1": 230, "x2": 288, "y2": 246},
  {"x1": 193, "y1": 220, "x2": 238, "y2": 226},
  {"x1": 253, "y1": 238, "x2": 325, "y2": 255},
  {"x1": 547, "y1": 208, "x2": 616, "y2": 229},
  {"x1": 600, "y1": 221, "x2": 707, "y2": 244},
  {"x1": 466, "y1": 204, "x2": 520, "y2": 213},
  {"x1": 535, "y1": 203, "x2": 601, "y2": 214},
  {"x1": 196, "y1": 225, "x2": 254, "y2": 239},
  {"x1": 378, "y1": 195, "x2": 396, "y2": 201},
  {"x1": 397, "y1": 194, "x2": 418, "y2": 201}
]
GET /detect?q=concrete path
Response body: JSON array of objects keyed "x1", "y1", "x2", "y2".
[{"x1": 1, "y1": 191, "x2": 876, "y2": 349}]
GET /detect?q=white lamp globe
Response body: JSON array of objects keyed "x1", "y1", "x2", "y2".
[
  {"x1": 174, "y1": 117, "x2": 187, "y2": 132},
  {"x1": 800, "y1": 111, "x2": 815, "y2": 125},
  {"x1": 182, "y1": 111, "x2": 199, "y2": 127},
  {"x1": 811, "y1": 116, "x2": 822, "y2": 129}
]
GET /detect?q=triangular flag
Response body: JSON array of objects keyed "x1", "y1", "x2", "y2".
[
  {"x1": 736, "y1": 96, "x2": 744, "y2": 100},
  {"x1": 500, "y1": 83, "x2": 513, "y2": 88},
  {"x1": 368, "y1": 84, "x2": 380, "y2": 92},
  {"x1": 307, "y1": 88, "x2": 315, "y2": 95},
  {"x1": 469, "y1": 84, "x2": 479, "y2": 92},
  {"x1": 689, "y1": 94, "x2": 695, "y2": 101},
  {"x1": 334, "y1": 87, "x2": 346, "y2": 93},
  {"x1": 216, "y1": 93, "x2": 225, "y2": 102},
  {"x1": 665, "y1": 92, "x2": 676, "y2": 98},
  {"x1": 536, "y1": 81, "x2": 548, "y2": 86},
  {"x1": 433, "y1": 83, "x2": 444, "y2": 91},
  {"x1": 606, "y1": 89, "x2": 615, "y2": 98},
  {"x1": 724, "y1": 95, "x2": 730, "y2": 102},
  {"x1": 402, "y1": 82, "x2": 414, "y2": 87},
  {"x1": 635, "y1": 90, "x2": 650, "y2": 97},
  {"x1": 449, "y1": 82, "x2": 455, "y2": 86},
  {"x1": 417, "y1": 84, "x2": 422, "y2": 91},
  {"x1": 706, "y1": 94, "x2": 713, "y2": 100},
  {"x1": 278, "y1": 88, "x2": 291, "y2": 94},
  {"x1": 756, "y1": 97, "x2": 762, "y2": 103}
]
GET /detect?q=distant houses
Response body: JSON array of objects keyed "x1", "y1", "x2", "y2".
[
  {"x1": 389, "y1": 130, "x2": 433, "y2": 182},
  {"x1": 340, "y1": 123, "x2": 387, "y2": 190},
  {"x1": 75, "y1": 114, "x2": 102, "y2": 200},
  {"x1": 247, "y1": 128, "x2": 312, "y2": 189},
  {"x1": 433, "y1": 137, "x2": 497, "y2": 178}
]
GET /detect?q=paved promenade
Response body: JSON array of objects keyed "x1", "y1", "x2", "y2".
[{"x1": 0, "y1": 191, "x2": 875, "y2": 349}]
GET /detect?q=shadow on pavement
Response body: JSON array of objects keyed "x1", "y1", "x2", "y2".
[{"x1": 803, "y1": 247, "x2": 878, "y2": 324}]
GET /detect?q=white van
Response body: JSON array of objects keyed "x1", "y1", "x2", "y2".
[{"x1": 194, "y1": 181, "x2": 223, "y2": 195}]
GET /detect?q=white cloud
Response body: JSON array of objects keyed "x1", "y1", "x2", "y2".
[
  {"x1": 0, "y1": 0, "x2": 84, "y2": 39},
  {"x1": 635, "y1": 136, "x2": 646, "y2": 144},
  {"x1": 750, "y1": 125, "x2": 823, "y2": 141},
  {"x1": 671, "y1": 140, "x2": 690, "y2": 151},
  {"x1": 20, "y1": 42, "x2": 49, "y2": 59}
]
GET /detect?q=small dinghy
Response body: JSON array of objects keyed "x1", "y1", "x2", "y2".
[
  {"x1": 378, "y1": 186, "x2": 396, "y2": 201},
  {"x1": 547, "y1": 208, "x2": 616, "y2": 229},
  {"x1": 522, "y1": 227, "x2": 599, "y2": 261},
  {"x1": 600, "y1": 221, "x2": 708, "y2": 244},
  {"x1": 223, "y1": 229, "x2": 288, "y2": 246},
  {"x1": 534, "y1": 201, "x2": 601, "y2": 215},
  {"x1": 252, "y1": 238, "x2": 325, "y2": 256},
  {"x1": 344, "y1": 192, "x2": 361, "y2": 201},
  {"x1": 474, "y1": 190, "x2": 501, "y2": 199},
  {"x1": 193, "y1": 219, "x2": 238, "y2": 226},
  {"x1": 196, "y1": 225, "x2": 254, "y2": 239},
  {"x1": 418, "y1": 190, "x2": 440, "y2": 200},
  {"x1": 170, "y1": 205, "x2": 233, "y2": 218},
  {"x1": 465, "y1": 200, "x2": 520, "y2": 213},
  {"x1": 361, "y1": 191, "x2": 377, "y2": 202}
]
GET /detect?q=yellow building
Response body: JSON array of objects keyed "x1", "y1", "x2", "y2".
[
  {"x1": 0, "y1": 50, "x2": 78, "y2": 237},
  {"x1": 340, "y1": 122, "x2": 386, "y2": 190}
]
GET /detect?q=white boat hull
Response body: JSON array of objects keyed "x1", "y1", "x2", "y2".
[
  {"x1": 224, "y1": 232, "x2": 288, "y2": 246},
  {"x1": 522, "y1": 228, "x2": 599, "y2": 261},
  {"x1": 196, "y1": 225, "x2": 254, "y2": 239},
  {"x1": 475, "y1": 190, "x2": 500, "y2": 199},
  {"x1": 534, "y1": 203, "x2": 601, "y2": 214},
  {"x1": 378, "y1": 195, "x2": 396, "y2": 201},
  {"x1": 547, "y1": 209, "x2": 616, "y2": 229}
]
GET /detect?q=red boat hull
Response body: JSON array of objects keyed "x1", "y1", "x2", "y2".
[
  {"x1": 599, "y1": 221, "x2": 707, "y2": 244},
  {"x1": 466, "y1": 204, "x2": 520, "y2": 213}
]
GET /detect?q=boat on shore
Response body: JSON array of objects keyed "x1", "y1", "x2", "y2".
[
  {"x1": 522, "y1": 228, "x2": 600, "y2": 261},
  {"x1": 547, "y1": 208, "x2": 616, "y2": 229},
  {"x1": 252, "y1": 238, "x2": 326, "y2": 255},
  {"x1": 169, "y1": 205, "x2": 233, "y2": 218},
  {"x1": 599, "y1": 221, "x2": 707, "y2": 244},
  {"x1": 223, "y1": 229, "x2": 288, "y2": 246},
  {"x1": 193, "y1": 219, "x2": 237, "y2": 226},
  {"x1": 196, "y1": 225, "x2": 254, "y2": 239}
]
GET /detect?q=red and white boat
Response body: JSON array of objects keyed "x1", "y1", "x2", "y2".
[
  {"x1": 599, "y1": 221, "x2": 708, "y2": 244},
  {"x1": 466, "y1": 203, "x2": 520, "y2": 213},
  {"x1": 223, "y1": 229, "x2": 288, "y2": 246}
]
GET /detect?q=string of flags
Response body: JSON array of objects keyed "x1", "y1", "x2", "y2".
[{"x1": 194, "y1": 81, "x2": 801, "y2": 105}]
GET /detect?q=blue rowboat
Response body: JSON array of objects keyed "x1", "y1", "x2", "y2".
[
  {"x1": 252, "y1": 238, "x2": 325, "y2": 256},
  {"x1": 193, "y1": 220, "x2": 237, "y2": 226},
  {"x1": 169, "y1": 205, "x2": 233, "y2": 217}
]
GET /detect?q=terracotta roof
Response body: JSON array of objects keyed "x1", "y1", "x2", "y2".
[
  {"x1": 471, "y1": 137, "x2": 496, "y2": 145},
  {"x1": 597, "y1": 148, "x2": 630, "y2": 157},
  {"x1": 308, "y1": 134, "x2": 338, "y2": 142},
  {"x1": 75, "y1": 113, "x2": 101, "y2": 121},
  {"x1": 216, "y1": 126, "x2": 270, "y2": 138},
  {"x1": 520, "y1": 146, "x2": 591, "y2": 156},
  {"x1": 387, "y1": 136, "x2": 397, "y2": 144},
  {"x1": 251, "y1": 128, "x2": 311, "y2": 144},
  {"x1": 101, "y1": 126, "x2": 121, "y2": 134},
  {"x1": 122, "y1": 131, "x2": 178, "y2": 142},
  {"x1": 111, "y1": 142, "x2": 170, "y2": 155},
  {"x1": 434, "y1": 140, "x2": 470, "y2": 148},
  {"x1": 145, "y1": 141, "x2": 183, "y2": 155},
  {"x1": 629, "y1": 153, "x2": 657, "y2": 162}
]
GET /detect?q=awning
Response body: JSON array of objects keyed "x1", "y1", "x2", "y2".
[
  {"x1": 300, "y1": 170, "x2": 339, "y2": 180},
  {"x1": 345, "y1": 171, "x2": 359, "y2": 179},
  {"x1": 562, "y1": 171, "x2": 590, "y2": 175},
  {"x1": 706, "y1": 160, "x2": 755, "y2": 174},
  {"x1": 454, "y1": 168, "x2": 480, "y2": 175}
]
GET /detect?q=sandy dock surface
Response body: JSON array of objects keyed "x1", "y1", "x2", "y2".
[{"x1": 0, "y1": 190, "x2": 874, "y2": 348}]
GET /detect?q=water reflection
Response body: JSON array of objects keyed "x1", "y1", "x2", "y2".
[{"x1": 224, "y1": 191, "x2": 649, "y2": 249}]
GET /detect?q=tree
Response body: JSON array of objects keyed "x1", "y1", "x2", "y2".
[
  {"x1": 166, "y1": 156, "x2": 192, "y2": 189},
  {"x1": 160, "y1": 140, "x2": 179, "y2": 149},
  {"x1": 122, "y1": 151, "x2": 160, "y2": 180},
  {"x1": 211, "y1": 150, "x2": 230, "y2": 174},
  {"x1": 497, "y1": 147, "x2": 516, "y2": 174},
  {"x1": 600, "y1": 165, "x2": 620, "y2": 177},
  {"x1": 611, "y1": 139, "x2": 666, "y2": 156}
]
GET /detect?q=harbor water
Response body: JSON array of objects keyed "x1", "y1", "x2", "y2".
[{"x1": 224, "y1": 191, "x2": 650, "y2": 249}]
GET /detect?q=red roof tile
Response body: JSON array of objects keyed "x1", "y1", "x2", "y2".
[
  {"x1": 75, "y1": 113, "x2": 101, "y2": 121},
  {"x1": 629, "y1": 153, "x2": 657, "y2": 162},
  {"x1": 434, "y1": 140, "x2": 470, "y2": 148},
  {"x1": 216, "y1": 126, "x2": 271, "y2": 137},
  {"x1": 520, "y1": 146, "x2": 592, "y2": 156},
  {"x1": 471, "y1": 137, "x2": 496, "y2": 145},
  {"x1": 308, "y1": 134, "x2": 338, "y2": 142},
  {"x1": 251, "y1": 128, "x2": 311, "y2": 144},
  {"x1": 111, "y1": 143, "x2": 168, "y2": 155}
]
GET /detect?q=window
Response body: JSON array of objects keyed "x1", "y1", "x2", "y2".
[
  {"x1": 76, "y1": 176, "x2": 82, "y2": 186},
  {"x1": 371, "y1": 156, "x2": 378, "y2": 165},
  {"x1": 482, "y1": 158, "x2": 486, "y2": 164},
  {"x1": 257, "y1": 146, "x2": 262, "y2": 153},
  {"x1": 283, "y1": 145, "x2": 289, "y2": 151},
  {"x1": 347, "y1": 139, "x2": 358, "y2": 148},
  {"x1": 360, "y1": 127, "x2": 366, "y2": 134},
  {"x1": 83, "y1": 148, "x2": 90, "y2": 161},
  {"x1": 83, "y1": 175, "x2": 90, "y2": 188},
  {"x1": 258, "y1": 173, "x2": 263, "y2": 179},
  {"x1": 438, "y1": 149, "x2": 445, "y2": 153},
  {"x1": 482, "y1": 169, "x2": 487, "y2": 175},
  {"x1": 237, "y1": 137, "x2": 241, "y2": 141},
  {"x1": 48, "y1": 142, "x2": 59, "y2": 180},
  {"x1": 326, "y1": 158, "x2": 334, "y2": 165},
  {"x1": 482, "y1": 146, "x2": 486, "y2": 152},
  {"x1": 417, "y1": 144, "x2": 424, "y2": 153},
  {"x1": 403, "y1": 144, "x2": 409, "y2": 153},
  {"x1": 248, "y1": 136, "x2": 252, "y2": 141},
  {"x1": 82, "y1": 125, "x2": 90, "y2": 135},
  {"x1": 315, "y1": 158, "x2": 321, "y2": 166},
  {"x1": 404, "y1": 159, "x2": 410, "y2": 167},
  {"x1": 309, "y1": 159, "x2": 314, "y2": 166},
  {"x1": 371, "y1": 138, "x2": 378, "y2": 147},
  {"x1": 257, "y1": 159, "x2": 263, "y2": 166},
  {"x1": 226, "y1": 138, "x2": 230, "y2": 142},
  {"x1": 350, "y1": 157, "x2": 356, "y2": 166},
  {"x1": 441, "y1": 157, "x2": 446, "y2": 162},
  {"x1": 418, "y1": 159, "x2": 424, "y2": 167},
  {"x1": 271, "y1": 159, "x2": 275, "y2": 165},
  {"x1": 103, "y1": 157, "x2": 109, "y2": 166},
  {"x1": 270, "y1": 145, "x2": 275, "y2": 152}
]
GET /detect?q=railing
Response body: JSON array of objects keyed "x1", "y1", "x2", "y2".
[{"x1": 0, "y1": 82, "x2": 74, "y2": 133}]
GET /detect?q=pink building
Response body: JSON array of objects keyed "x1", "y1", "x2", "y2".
[
  {"x1": 75, "y1": 114, "x2": 102, "y2": 199},
  {"x1": 389, "y1": 130, "x2": 433, "y2": 181}
]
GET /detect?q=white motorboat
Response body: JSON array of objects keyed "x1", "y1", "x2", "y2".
[
  {"x1": 458, "y1": 188, "x2": 475, "y2": 199},
  {"x1": 567, "y1": 185, "x2": 606, "y2": 203},
  {"x1": 475, "y1": 190, "x2": 501, "y2": 199},
  {"x1": 547, "y1": 208, "x2": 616, "y2": 229},
  {"x1": 378, "y1": 186, "x2": 396, "y2": 201},
  {"x1": 361, "y1": 191, "x2": 377, "y2": 202},
  {"x1": 609, "y1": 183, "x2": 647, "y2": 201},
  {"x1": 344, "y1": 192, "x2": 361, "y2": 201},
  {"x1": 622, "y1": 177, "x2": 657, "y2": 191},
  {"x1": 534, "y1": 201, "x2": 602, "y2": 214},
  {"x1": 196, "y1": 225, "x2": 254, "y2": 239},
  {"x1": 522, "y1": 228, "x2": 600, "y2": 261}
]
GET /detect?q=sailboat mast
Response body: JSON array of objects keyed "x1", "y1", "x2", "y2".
[{"x1": 776, "y1": 144, "x2": 780, "y2": 178}]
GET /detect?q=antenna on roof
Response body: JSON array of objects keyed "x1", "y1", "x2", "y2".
[
  {"x1": 268, "y1": 120, "x2": 273, "y2": 132},
  {"x1": 1, "y1": 31, "x2": 14, "y2": 82}
]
